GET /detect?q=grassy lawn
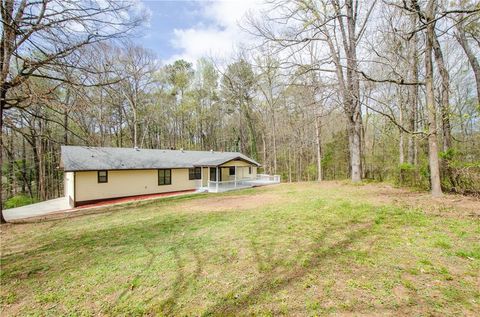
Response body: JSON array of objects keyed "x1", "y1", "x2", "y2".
[{"x1": 1, "y1": 182, "x2": 479, "y2": 316}]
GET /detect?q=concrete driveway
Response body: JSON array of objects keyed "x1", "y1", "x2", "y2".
[{"x1": 3, "y1": 197, "x2": 71, "y2": 221}]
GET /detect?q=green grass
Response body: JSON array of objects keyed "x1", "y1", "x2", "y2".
[{"x1": 1, "y1": 182, "x2": 479, "y2": 316}]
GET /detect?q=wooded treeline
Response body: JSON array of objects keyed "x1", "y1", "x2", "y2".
[{"x1": 1, "y1": 0, "x2": 479, "y2": 219}]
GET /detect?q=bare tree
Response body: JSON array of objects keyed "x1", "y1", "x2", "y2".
[
  {"x1": 115, "y1": 44, "x2": 157, "y2": 148},
  {"x1": 248, "y1": 0, "x2": 378, "y2": 182},
  {"x1": 0, "y1": 0, "x2": 142, "y2": 222},
  {"x1": 454, "y1": 6, "x2": 480, "y2": 105}
]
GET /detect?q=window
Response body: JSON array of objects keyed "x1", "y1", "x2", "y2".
[
  {"x1": 229, "y1": 167, "x2": 235, "y2": 176},
  {"x1": 158, "y1": 169, "x2": 171, "y2": 185},
  {"x1": 249, "y1": 167, "x2": 252, "y2": 174},
  {"x1": 98, "y1": 170, "x2": 108, "y2": 183},
  {"x1": 189, "y1": 167, "x2": 201, "y2": 180},
  {"x1": 210, "y1": 167, "x2": 217, "y2": 181}
]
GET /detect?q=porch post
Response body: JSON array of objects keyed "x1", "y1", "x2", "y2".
[
  {"x1": 216, "y1": 166, "x2": 219, "y2": 192},
  {"x1": 200, "y1": 166, "x2": 203, "y2": 189},
  {"x1": 235, "y1": 166, "x2": 237, "y2": 188}
]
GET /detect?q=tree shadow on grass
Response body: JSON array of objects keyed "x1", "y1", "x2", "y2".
[
  {"x1": 201, "y1": 220, "x2": 374, "y2": 316},
  {"x1": 113, "y1": 242, "x2": 159, "y2": 305},
  {"x1": 2, "y1": 209, "x2": 213, "y2": 260},
  {"x1": 108, "y1": 238, "x2": 205, "y2": 316},
  {"x1": 153, "y1": 246, "x2": 204, "y2": 315}
]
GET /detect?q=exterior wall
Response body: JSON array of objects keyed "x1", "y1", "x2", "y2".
[
  {"x1": 218, "y1": 162, "x2": 258, "y2": 181},
  {"x1": 75, "y1": 169, "x2": 196, "y2": 203},
  {"x1": 240, "y1": 166, "x2": 257, "y2": 179},
  {"x1": 201, "y1": 167, "x2": 209, "y2": 186},
  {"x1": 64, "y1": 172, "x2": 75, "y2": 207},
  {"x1": 221, "y1": 167, "x2": 231, "y2": 181},
  {"x1": 237, "y1": 166, "x2": 248, "y2": 180}
]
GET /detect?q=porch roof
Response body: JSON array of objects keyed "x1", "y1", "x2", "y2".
[{"x1": 193, "y1": 157, "x2": 257, "y2": 168}]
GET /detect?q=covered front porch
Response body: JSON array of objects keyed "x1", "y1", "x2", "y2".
[{"x1": 195, "y1": 160, "x2": 280, "y2": 193}]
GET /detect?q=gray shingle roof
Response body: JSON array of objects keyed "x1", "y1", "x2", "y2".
[{"x1": 60, "y1": 146, "x2": 260, "y2": 172}]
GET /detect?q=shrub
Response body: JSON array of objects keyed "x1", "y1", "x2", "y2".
[
  {"x1": 4, "y1": 195, "x2": 37, "y2": 209},
  {"x1": 441, "y1": 163, "x2": 480, "y2": 196},
  {"x1": 395, "y1": 163, "x2": 429, "y2": 190}
]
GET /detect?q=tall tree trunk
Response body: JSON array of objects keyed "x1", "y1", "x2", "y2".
[
  {"x1": 32, "y1": 136, "x2": 40, "y2": 200},
  {"x1": 346, "y1": 0, "x2": 363, "y2": 182},
  {"x1": 455, "y1": 17, "x2": 480, "y2": 105},
  {"x1": 314, "y1": 112, "x2": 323, "y2": 181},
  {"x1": 348, "y1": 115, "x2": 363, "y2": 182},
  {"x1": 407, "y1": 1, "x2": 419, "y2": 166},
  {"x1": 21, "y1": 136, "x2": 26, "y2": 194},
  {"x1": 271, "y1": 109, "x2": 278, "y2": 174},
  {"x1": 242, "y1": 102, "x2": 258, "y2": 160},
  {"x1": 63, "y1": 110, "x2": 69, "y2": 145},
  {"x1": 261, "y1": 133, "x2": 267, "y2": 173},
  {"x1": 133, "y1": 107, "x2": 138, "y2": 148},
  {"x1": 63, "y1": 88, "x2": 70, "y2": 144},
  {"x1": 288, "y1": 148, "x2": 292, "y2": 182},
  {"x1": 325, "y1": 0, "x2": 363, "y2": 182},
  {"x1": 399, "y1": 98, "x2": 405, "y2": 164},
  {"x1": 0, "y1": 104, "x2": 5, "y2": 223},
  {"x1": 425, "y1": 0, "x2": 443, "y2": 197},
  {"x1": 119, "y1": 105, "x2": 123, "y2": 148},
  {"x1": 6, "y1": 130, "x2": 14, "y2": 197},
  {"x1": 432, "y1": 33, "x2": 452, "y2": 152}
]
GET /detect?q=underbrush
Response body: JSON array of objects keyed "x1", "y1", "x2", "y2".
[{"x1": 3, "y1": 195, "x2": 37, "y2": 209}]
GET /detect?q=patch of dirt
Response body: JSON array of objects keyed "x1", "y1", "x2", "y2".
[
  {"x1": 179, "y1": 193, "x2": 287, "y2": 212},
  {"x1": 392, "y1": 285, "x2": 410, "y2": 300}
]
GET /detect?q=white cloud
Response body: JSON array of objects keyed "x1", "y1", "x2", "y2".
[
  {"x1": 167, "y1": 0, "x2": 266, "y2": 64},
  {"x1": 203, "y1": 0, "x2": 260, "y2": 29}
]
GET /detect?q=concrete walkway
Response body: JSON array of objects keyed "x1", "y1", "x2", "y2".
[
  {"x1": 3, "y1": 198, "x2": 71, "y2": 221},
  {"x1": 3, "y1": 190, "x2": 198, "y2": 222}
]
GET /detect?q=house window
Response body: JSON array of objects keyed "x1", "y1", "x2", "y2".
[
  {"x1": 189, "y1": 167, "x2": 201, "y2": 180},
  {"x1": 98, "y1": 170, "x2": 108, "y2": 183},
  {"x1": 210, "y1": 167, "x2": 217, "y2": 181},
  {"x1": 158, "y1": 169, "x2": 171, "y2": 185},
  {"x1": 249, "y1": 167, "x2": 252, "y2": 174},
  {"x1": 229, "y1": 167, "x2": 235, "y2": 176}
]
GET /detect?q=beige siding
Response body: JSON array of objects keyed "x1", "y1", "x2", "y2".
[
  {"x1": 221, "y1": 167, "x2": 231, "y2": 181},
  {"x1": 218, "y1": 161, "x2": 258, "y2": 180},
  {"x1": 239, "y1": 166, "x2": 257, "y2": 179},
  {"x1": 64, "y1": 172, "x2": 75, "y2": 207},
  {"x1": 221, "y1": 160, "x2": 252, "y2": 167},
  {"x1": 201, "y1": 167, "x2": 209, "y2": 186},
  {"x1": 75, "y1": 169, "x2": 196, "y2": 202}
]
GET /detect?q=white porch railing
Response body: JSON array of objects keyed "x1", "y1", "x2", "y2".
[
  {"x1": 207, "y1": 179, "x2": 251, "y2": 193},
  {"x1": 256, "y1": 174, "x2": 281, "y2": 183},
  {"x1": 205, "y1": 174, "x2": 281, "y2": 193}
]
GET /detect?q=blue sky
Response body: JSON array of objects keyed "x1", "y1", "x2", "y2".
[
  {"x1": 133, "y1": 0, "x2": 264, "y2": 64},
  {"x1": 136, "y1": 1, "x2": 204, "y2": 61}
]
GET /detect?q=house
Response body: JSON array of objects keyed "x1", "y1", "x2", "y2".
[{"x1": 61, "y1": 146, "x2": 280, "y2": 207}]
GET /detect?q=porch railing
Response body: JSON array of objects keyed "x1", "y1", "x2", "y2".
[
  {"x1": 256, "y1": 174, "x2": 281, "y2": 183},
  {"x1": 206, "y1": 174, "x2": 281, "y2": 193},
  {"x1": 207, "y1": 179, "x2": 251, "y2": 192}
]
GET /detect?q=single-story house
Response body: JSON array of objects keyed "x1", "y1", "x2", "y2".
[{"x1": 61, "y1": 146, "x2": 280, "y2": 207}]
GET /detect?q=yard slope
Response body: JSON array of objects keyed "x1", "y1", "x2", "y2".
[{"x1": 1, "y1": 182, "x2": 479, "y2": 316}]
